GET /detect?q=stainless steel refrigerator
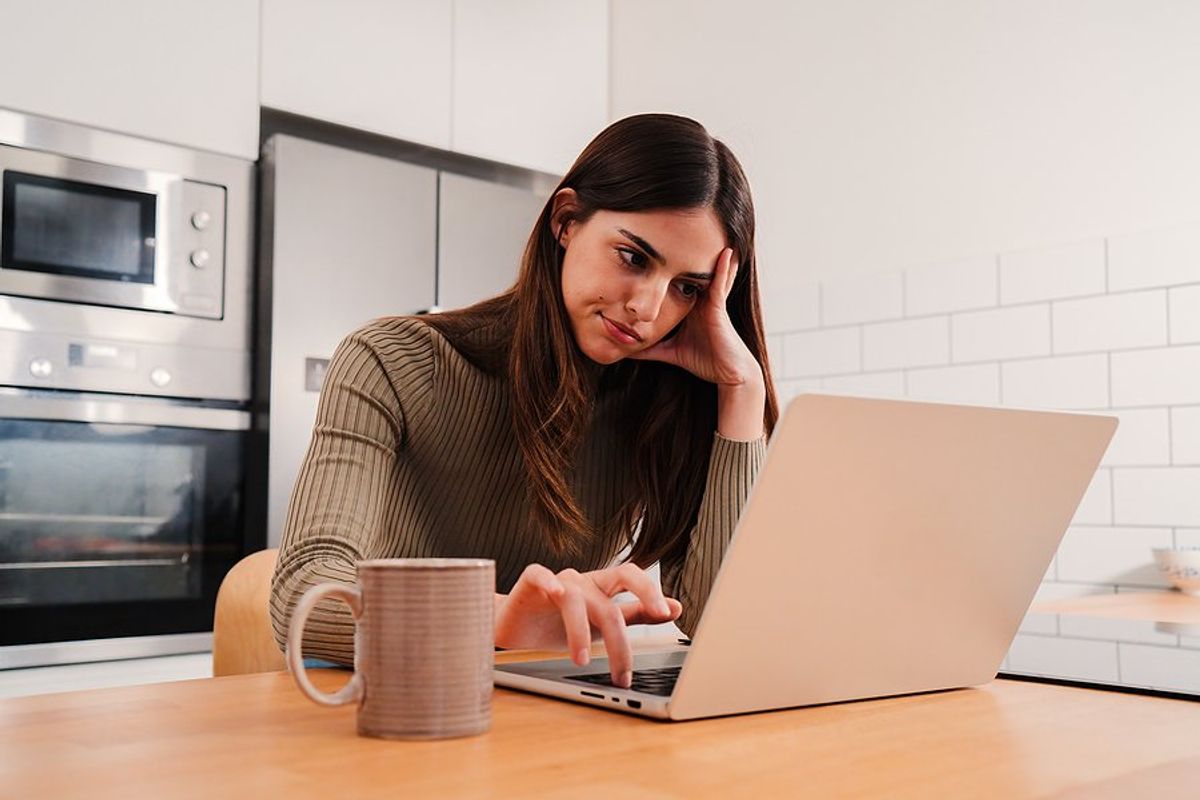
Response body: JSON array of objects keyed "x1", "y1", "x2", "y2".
[{"x1": 257, "y1": 133, "x2": 551, "y2": 547}]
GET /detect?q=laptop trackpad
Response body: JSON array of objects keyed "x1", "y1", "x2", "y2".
[{"x1": 496, "y1": 648, "x2": 687, "y2": 680}]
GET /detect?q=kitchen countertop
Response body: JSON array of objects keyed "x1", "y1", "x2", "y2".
[{"x1": 1030, "y1": 590, "x2": 1200, "y2": 624}]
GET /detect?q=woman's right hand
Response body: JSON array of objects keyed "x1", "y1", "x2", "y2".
[{"x1": 493, "y1": 563, "x2": 683, "y2": 689}]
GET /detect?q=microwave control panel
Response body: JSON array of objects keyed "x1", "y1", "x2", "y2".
[{"x1": 167, "y1": 180, "x2": 227, "y2": 319}]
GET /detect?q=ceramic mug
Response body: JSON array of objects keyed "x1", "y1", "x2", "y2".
[{"x1": 286, "y1": 558, "x2": 495, "y2": 740}]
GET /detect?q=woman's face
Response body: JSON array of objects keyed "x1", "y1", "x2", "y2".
[{"x1": 556, "y1": 194, "x2": 729, "y2": 365}]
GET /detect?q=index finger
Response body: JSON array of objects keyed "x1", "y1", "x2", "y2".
[
  {"x1": 578, "y1": 579, "x2": 634, "y2": 688},
  {"x1": 723, "y1": 248, "x2": 740, "y2": 300},
  {"x1": 708, "y1": 247, "x2": 735, "y2": 307}
]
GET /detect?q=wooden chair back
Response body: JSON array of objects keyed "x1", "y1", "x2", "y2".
[{"x1": 212, "y1": 548, "x2": 285, "y2": 676}]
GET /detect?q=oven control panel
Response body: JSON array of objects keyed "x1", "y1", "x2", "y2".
[{"x1": 0, "y1": 330, "x2": 250, "y2": 402}]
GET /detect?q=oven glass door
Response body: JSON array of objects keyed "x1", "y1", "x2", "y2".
[{"x1": 0, "y1": 416, "x2": 246, "y2": 646}]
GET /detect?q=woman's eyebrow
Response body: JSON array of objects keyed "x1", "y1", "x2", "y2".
[{"x1": 616, "y1": 227, "x2": 715, "y2": 281}]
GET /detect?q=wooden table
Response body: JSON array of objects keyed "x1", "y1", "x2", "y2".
[{"x1": 2, "y1": 636, "x2": 1199, "y2": 799}]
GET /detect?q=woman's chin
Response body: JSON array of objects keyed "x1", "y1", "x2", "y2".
[
  {"x1": 584, "y1": 348, "x2": 625, "y2": 366},
  {"x1": 579, "y1": 338, "x2": 628, "y2": 366}
]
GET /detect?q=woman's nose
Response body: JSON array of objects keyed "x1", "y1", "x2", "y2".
[{"x1": 625, "y1": 280, "x2": 670, "y2": 322}]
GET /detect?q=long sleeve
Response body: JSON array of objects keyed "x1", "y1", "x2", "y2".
[
  {"x1": 269, "y1": 322, "x2": 434, "y2": 664},
  {"x1": 660, "y1": 431, "x2": 767, "y2": 637}
]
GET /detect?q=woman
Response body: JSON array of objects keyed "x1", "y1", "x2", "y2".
[{"x1": 270, "y1": 113, "x2": 779, "y2": 689}]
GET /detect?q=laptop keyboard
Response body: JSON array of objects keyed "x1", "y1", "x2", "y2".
[{"x1": 570, "y1": 666, "x2": 681, "y2": 696}]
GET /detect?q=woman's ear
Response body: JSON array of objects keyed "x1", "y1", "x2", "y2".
[{"x1": 550, "y1": 187, "x2": 580, "y2": 246}]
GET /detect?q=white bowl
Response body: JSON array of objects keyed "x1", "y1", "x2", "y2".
[{"x1": 1151, "y1": 548, "x2": 1200, "y2": 596}]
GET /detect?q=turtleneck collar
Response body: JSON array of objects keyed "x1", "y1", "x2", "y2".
[{"x1": 576, "y1": 352, "x2": 609, "y2": 390}]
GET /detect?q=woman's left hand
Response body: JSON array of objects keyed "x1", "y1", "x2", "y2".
[{"x1": 628, "y1": 247, "x2": 763, "y2": 389}]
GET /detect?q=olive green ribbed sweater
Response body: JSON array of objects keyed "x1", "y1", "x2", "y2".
[{"x1": 270, "y1": 315, "x2": 767, "y2": 663}]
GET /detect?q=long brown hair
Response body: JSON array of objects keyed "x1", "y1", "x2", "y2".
[{"x1": 420, "y1": 113, "x2": 778, "y2": 568}]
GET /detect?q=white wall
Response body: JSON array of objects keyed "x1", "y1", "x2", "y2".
[
  {"x1": 610, "y1": 0, "x2": 1200, "y2": 331},
  {"x1": 610, "y1": 1, "x2": 1200, "y2": 667}
]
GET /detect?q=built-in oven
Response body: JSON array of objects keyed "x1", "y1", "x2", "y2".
[
  {"x1": 0, "y1": 109, "x2": 259, "y2": 667},
  {"x1": 0, "y1": 389, "x2": 250, "y2": 667}
]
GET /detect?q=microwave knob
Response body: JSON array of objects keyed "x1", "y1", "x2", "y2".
[
  {"x1": 190, "y1": 210, "x2": 211, "y2": 230},
  {"x1": 29, "y1": 358, "x2": 53, "y2": 379},
  {"x1": 190, "y1": 249, "x2": 210, "y2": 269},
  {"x1": 150, "y1": 367, "x2": 172, "y2": 387}
]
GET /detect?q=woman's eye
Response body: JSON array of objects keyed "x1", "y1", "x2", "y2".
[
  {"x1": 677, "y1": 283, "x2": 702, "y2": 299},
  {"x1": 617, "y1": 247, "x2": 647, "y2": 269}
]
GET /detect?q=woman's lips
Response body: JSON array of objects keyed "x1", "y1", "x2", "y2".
[{"x1": 600, "y1": 314, "x2": 641, "y2": 345}]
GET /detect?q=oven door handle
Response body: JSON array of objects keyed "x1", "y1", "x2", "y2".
[{"x1": 0, "y1": 390, "x2": 250, "y2": 431}]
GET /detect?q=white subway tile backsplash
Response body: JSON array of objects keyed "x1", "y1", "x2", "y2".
[
  {"x1": 904, "y1": 256, "x2": 996, "y2": 317},
  {"x1": 1100, "y1": 408, "x2": 1170, "y2": 467},
  {"x1": 1070, "y1": 470, "x2": 1112, "y2": 525},
  {"x1": 1113, "y1": 467, "x2": 1200, "y2": 527},
  {"x1": 1108, "y1": 222, "x2": 1200, "y2": 292},
  {"x1": 776, "y1": 378, "x2": 822, "y2": 408},
  {"x1": 1119, "y1": 643, "x2": 1200, "y2": 693},
  {"x1": 820, "y1": 271, "x2": 903, "y2": 326},
  {"x1": 819, "y1": 371, "x2": 905, "y2": 398},
  {"x1": 999, "y1": 239, "x2": 1106, "y2": 305},
  {"x1": 952, "y1": 305, "x2": 1050, "y2": 363},
  {"x1": 782, "y1": 327, "x2": 860, "y2": 378},
  {"x1": 1052, "y1": 290, "x2": 1168, "y2": 354},
  {"x1": 1006, "y1": 634, "x2": 1119, "y2": 682},
  {"x1": 1168, "y1": 284, "x2": 1200, "y2": 344},
  {"x1": 1018, "y1": 610, "x2": 1058, "y2": 635},
  {"x1": 1056, "y1": 526, "x2": 1173, "y2": 586},
  {"x1": 1110, "y1": 345, "x2": 1200, "y2": 407},
  {"x1": 1171, "y1": 406, "x2": 1200, "y2": 464},
  {"x1": 862, "y1": 316, "x2": 949, "y2": 371},
  {"x1": 793, "y1": 223, "x2": 1200, "y2": 600},
  {"x1": 905, "y1": 363, "x2": 1000, "y2": 406},
  {"x1": 1001, "y1": 354, "x2": 1108, "y2": 410}
]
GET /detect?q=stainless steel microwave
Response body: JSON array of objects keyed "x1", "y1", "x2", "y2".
[
  {"x1": 0, "y1": 109, "x2": 253, "y2": 402},
  {"x1": 0, "y1": 137, "x2": 227, "y2": 319}
]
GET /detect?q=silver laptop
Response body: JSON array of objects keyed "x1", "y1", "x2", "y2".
[{"x1": 493, "y1": 393, "x2": 1117, "y2": 721}]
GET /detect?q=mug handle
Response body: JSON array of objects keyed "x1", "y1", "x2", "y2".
[{"x1": 286, "y1": 582, "x2": 365, "y2": 707}]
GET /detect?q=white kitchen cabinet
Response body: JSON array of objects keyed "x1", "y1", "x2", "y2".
[
  {"x1": 0, "y1": 0, "x2": 259, "y2": 160},
  {"x1": 261, "y1": 0, "x2": 453, "y2": 150},
  {"x1": 436, "y1": 172, "x2": 546, "y2": 311},
  {"x1": 452, "y1": 0, "x2": 608, "y2": 175}
]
